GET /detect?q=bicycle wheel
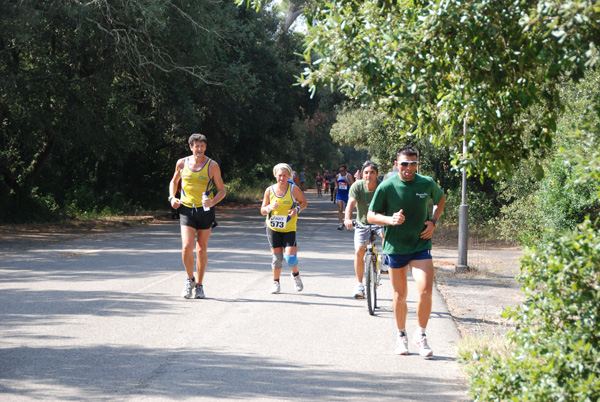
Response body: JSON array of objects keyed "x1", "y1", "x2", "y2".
[{"x1": 366, "y1": 255, "x2": 377, "y2": 316}]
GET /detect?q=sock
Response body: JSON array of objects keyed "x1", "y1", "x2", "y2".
[
  {"x1": 292, "y1": 271, "x2": 300, "y2": 277},
  {"x1": 398, "y1": 329, "x2": 406, "y2": 337},
  {"x1": 274, "y1": 278, "x2": 280, "y2": 283},
  {"x1": 415, "y1": 327, "x2": 426, "y2": 337}
]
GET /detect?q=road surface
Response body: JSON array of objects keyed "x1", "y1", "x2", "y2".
[{"x1": 0, "y1": 191, "x2": 467, "y2": 401}]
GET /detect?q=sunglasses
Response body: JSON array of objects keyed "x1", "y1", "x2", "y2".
[{"x1": 398, "y1": 161, "x2": 419, "y2": 167}]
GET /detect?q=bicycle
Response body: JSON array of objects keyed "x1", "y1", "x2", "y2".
[{"x1": 355, "y1": 222, "x2": 385, "y2": 316}]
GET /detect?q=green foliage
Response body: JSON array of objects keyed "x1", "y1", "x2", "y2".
[
  {"x1": 495, "y1": 70, "x2": 600, "y2": 248},
  {"x1": 0, "y1": 0, "x2": 344, "y2": 222},
  {"x1": 297, "y1": 0, "x2": 600, "y2": 178},
  {"x1": 329, "y1": 105, "x2": 397, "y2": 167},
  {"x1": 288, "y1": 89, "x2": 348, "y2": 175},
  {"x1": 444, "y1": 187, "x2": 500, "y2": 230},
  {"x1": 463, "y1": 220, "x2": 600, "y2": 401},
  {"x1": 225, "y1": 177, "x2": 271, "y2": 203}
]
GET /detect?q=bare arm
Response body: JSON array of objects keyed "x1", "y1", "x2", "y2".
[
  {"x1": 344, "y1": 197, "x2": 357, "y2": 229},
  {"x1": 260, "y1": 188, "x2": 275, "y2": 216},
  {"x1": 367, "y1": 209, "x2": 405, "y2": 226},
  {"x1": 290, "y1": 185, "x2": 307, "y2": 218},
  {"x1": 169, "y1": 159, "x2": 185, "y2": 209},
  {"x1": 203, "y1": 161, "x2": 226, "y2": 208},
  {"x1": 421, "y1": 194, "x2": 446, "y2": 239}
]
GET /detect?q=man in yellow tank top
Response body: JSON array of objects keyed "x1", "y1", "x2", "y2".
[{"x1": 169, "y1": 133, "x2": 226, "y2": 299}]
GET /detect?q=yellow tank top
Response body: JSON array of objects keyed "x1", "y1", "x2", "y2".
[
  {"x1": 180, "y1": 156, "x2": 213, "y2": 208},
  {"x1": 266, "y1": 183, "x2": 297, "y2": 233}
]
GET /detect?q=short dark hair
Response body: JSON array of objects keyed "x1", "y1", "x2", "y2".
[
  {"x1": 339, "y1": 164, "x2": 347, "y2": 170},
  {"x1": 397, "y1": 146, "x2": 419, "y2": 159},
  {"x1": 188, "y1": 133, "x2": 207, "y2": 146},
  {"x1": 361, "y1": 160, "x2": 379, "y2": 174}
]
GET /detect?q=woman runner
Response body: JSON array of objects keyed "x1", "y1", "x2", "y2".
[{"x1": 260, "y1": 163, "x2": 308, "y2": 294}]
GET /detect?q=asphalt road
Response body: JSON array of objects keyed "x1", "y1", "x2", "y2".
[{"x1": 0, "y1": 191, "x2": 468, "y2": 401}]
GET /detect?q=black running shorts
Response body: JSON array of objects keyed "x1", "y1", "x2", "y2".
[
  {"x1": 266, "y1": 227, "x2": 297, "y2": 249},
  {"x1": 179, "y1": 204, "x2": 215, "y2": 230}
]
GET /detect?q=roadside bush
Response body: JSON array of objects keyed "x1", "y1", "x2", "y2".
[
  {"x1": 444, "y1": 187, "x2": 500, "y2": 229},
  {"x1": 225, "y1": 177, "x2": 270, "y2": 204},
  {"x1": 495, "y1": 70, "x2": 600, "y2": 248},
  {"x1": 0, "y1": 187, "x2": 60, "y2": 223},
  {"x1": 462, "y1": 219, "x2": 600, "y2": 401}
]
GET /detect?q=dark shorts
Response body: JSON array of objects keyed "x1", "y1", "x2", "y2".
[
  {"x1": 179, "y1": 204, "x2": 215, "y2": 230},
  {"x1": 384, "y1": 250, "x2": 432, "y2": 268},
  {"x1": 266, "y1": 227, "x2": 297, "y2": 249}
]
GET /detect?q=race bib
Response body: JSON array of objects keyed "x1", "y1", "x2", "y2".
[
  {"x1": 338, "y1": 183, "x2": 348, "y2": 190},
  {"x1": 269, "y1": 215, "x2": 287, "y2": 229}
]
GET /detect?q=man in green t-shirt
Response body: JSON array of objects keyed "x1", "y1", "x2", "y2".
[
  {"x1": 343, "y1": 161, "x2": 385, "y2": 298},
  {"x1": 368, "y1": 146, "x2": 446, "y2": 358}
]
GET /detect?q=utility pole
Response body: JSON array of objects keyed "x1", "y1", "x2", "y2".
[{"x1": 456, "y1": 116, "x2": 469, "y2": 273}]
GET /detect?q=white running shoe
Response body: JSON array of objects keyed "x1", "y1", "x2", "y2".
[
  {"x1": 353, "y1": 283, "x2": 365, "y2": 299},
  {"x1": 291, "y1": 272, "x2": 304, "y2": 292},
  {"x1": 414, "y1": 334, "x2": 433, "y2": 357},
  {"x1": 194, "y1": 284, "x2": 205, "y2": 299},
  {"x1": 395, "y1": 335, "x2": 409, "y2": 355},
  {"x1": 182, "y1": 278, "x2": 194, "y2": 299},
  {"x1": 270, "y1": 281, "x2": 281, "y2": 294}
]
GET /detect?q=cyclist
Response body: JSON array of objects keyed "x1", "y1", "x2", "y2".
[
  {"x1": 260, "y1": 163, "x2": 308, "y2": 294},
  {"x1": 344, "y1": 161, "x2": 384, "y2": 298},
  {"x1": 368, "y1": 146, "x2": 446, "y2": 357},
  {"x1": 336, "y1": 164, "x2": 354, "y2": 229}
]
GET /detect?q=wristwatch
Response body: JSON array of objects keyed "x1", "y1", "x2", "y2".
[
  {"x1": 168, "y1": 195, "x2": 174, "y2": 202},
  {"x1": 430, "y1": 219, "x2": 437, "y2": 226}
]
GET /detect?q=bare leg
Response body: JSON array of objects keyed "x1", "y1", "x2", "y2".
[
  {"x1": 285, "y1": 246, "x2": 299, "y2": 274},
  {"x1": 354, "y1": 246, "x2": 366, "y2": 283},
  {"x1": 181, "y1": 225, "x2": 197, "y2": 280},
  {"x1": 410, "y1": 259, "x2": 435, "y2": 329},
  {"x1": 194, "y1": 228, "x2": 212, "y2": 285},
  {"x1": 389, "y1": 266, "x2": 409, "y2": 330},
  {"x1": 271, "y1": 246, "x2": 283, "y2": 280},
  {"x1": 337, "y1": 200, "x2": 345, "y2": 223}
]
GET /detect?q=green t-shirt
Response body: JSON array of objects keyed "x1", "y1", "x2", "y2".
[
  {"x1": 369, "y1": 174, "x2": 444, "y2": 255},
  {"x1": 348, "y1": 179, "x2": 380, "y2": 225}
]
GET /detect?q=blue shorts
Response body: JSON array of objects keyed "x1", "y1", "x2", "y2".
[
  {"x1": 384, "y1": 250, "x2": 432, "y2": 268},
  {"x1": 336, "y1": 192, "x2": 349, "y2": 203}
]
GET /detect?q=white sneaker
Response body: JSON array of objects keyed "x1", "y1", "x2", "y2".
[
  {"x1": 194, "y1": 284, "x2": 205, "y2": 299},
  {"x1": 414, "y1": 334, "x2": 433, "y2": 357},
  {"x1": 395, "y1": 335, "x2": 409, "y2": 355},
  {"x1": 353, "y1": 283, "x2": 365, "y2": 299},
  {"x1": 181, "y1": 278, "x2": 194, "y2": 299},
  {"x1": 291, "y1": 272, "x2": 304, "y2": 291},
  {"x1": 270, "y1": 281, "x2": 281, "y2": 294}
]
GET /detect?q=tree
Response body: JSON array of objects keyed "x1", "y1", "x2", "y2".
[
  {"x1": 0, "y1": 0, "x2": 323, "y2": 221},
  {"x1": 296, "y1": 0, "x2": 600, "y2": 178}
]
